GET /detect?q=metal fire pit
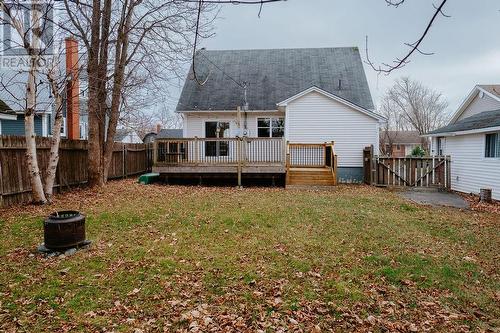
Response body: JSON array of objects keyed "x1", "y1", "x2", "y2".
[{"x1": 44, "y1": 211, "x2": 86, "y2": 250}]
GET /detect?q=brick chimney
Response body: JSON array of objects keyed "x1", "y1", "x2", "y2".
[
  {"x1": 65, "y1": 37, "x2": 80, "y2": 140},
  {"x1": 156, "y1": 123, "x2": 161, "y2": 134}
]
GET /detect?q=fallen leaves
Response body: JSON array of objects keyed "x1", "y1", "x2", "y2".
[
  {"x1": 0, "y1": 180, "x2": 498, "y2": 332},
  {"x1": 129, "y1": 288, "x2": 141, "y2": 296},
  {"x1": 460, "y1": 192, "x2": 500, "y2": 214}
]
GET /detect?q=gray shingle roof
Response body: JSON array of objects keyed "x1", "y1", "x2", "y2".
[
  {"x1": 176, "y1": 47, "x2": 374, "y2": 112},
  {"x1": 156, "y1": 129, "x2": 183, "y2": 139},
  {"x1": 0, "y1": 99, "x2": 13, "y2": 112},
  {"x1": 113, "y1": 128, "x2": 139, "y2": 142},
  {"x1": 381, "y1": 130, "x2": 422, "y2": 144},
  {"x1": 428, "y1": 109, "x2": 500, "y2": 135}
]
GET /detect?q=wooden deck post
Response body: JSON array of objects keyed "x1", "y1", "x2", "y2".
[
  {"x1": 281, "y1": 137, "x2": 286, "y2": 165},
  {"x1": 333, "y1": 154, "x2": 338, "y2": 186},
  {"x1": 194, "y1": 136, "x2": 199, "y2": 165},
  {"x1": 153, "y1": 140, "x2": 158, "y2": 166},
  {"x1": 285, "y1": 140, "x2": 290, "y2": 185},
  {"x1": 323, "y1": 142, "x2": 327, "y2": 168},
  {"x1": 237, "y1": 138, "x2": 242, "y2": 188},
  {"x1": 331, "y1": 141, "x2": 336, "y2": 185}
]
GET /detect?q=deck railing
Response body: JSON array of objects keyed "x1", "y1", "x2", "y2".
[
  {"x1": 287, "y1": 142, "x2": 335, "y2": 168},
  {"x1": 154, "y1": 137, "x2": 286, "y2": 166},
  {"x1": 286, "y1": 141, "x2": 337, "y2": 185}
]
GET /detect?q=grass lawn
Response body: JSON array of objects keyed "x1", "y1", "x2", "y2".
[{"x1": 0, "y1": 180, "x2": 498, "y2": 332}]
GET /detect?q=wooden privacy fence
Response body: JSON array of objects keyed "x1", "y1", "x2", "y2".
[
  {"x1": 364, "y1": 151, "x2": 451, "y2": 188},
  {"x1": 0, "y1": 136, "x2": 153, "y2": 207}
]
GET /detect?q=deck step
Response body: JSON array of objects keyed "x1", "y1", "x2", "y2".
[{"x1": 287, "y1": 168, "x2": 336, "y2": 186}]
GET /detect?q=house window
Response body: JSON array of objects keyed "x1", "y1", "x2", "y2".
[
  {"x1": 485, "y1": 132, "x2": 500, "y2": 158},
  {"x1": 80, "y1": 123, "x2": 87, "y2": 139},
  {"x1": 61, "y1": 117, "x2": 67, "y2": 137},
  {"x1": 205, "y1": 121, "x2": 229, "y2": 157},
  {"x1": 437, "y1": 137, "x2": 445, "y2": 156},
  {"x1": 257, "y1": 117, "x2": 284, "y2": 138}
]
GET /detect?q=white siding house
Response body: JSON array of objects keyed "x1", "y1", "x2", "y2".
[
  {"x1": 449, "y1": 85, "x2": 500, "y2": 123},
  {"x1": 427, "y1": 85, "x2": 500, "y2": 200},
  {"x1": 278, "y1": 88, "x2": 382, "y2": 182},
  {"x1": 176, "y1": 48, "x2": 385, "y2": 183},
  {"x1": 183, "y1": 111, "x2": 285, "y2": 139}
]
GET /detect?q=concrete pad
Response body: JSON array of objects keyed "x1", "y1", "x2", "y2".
[{"x1": 399, "y1": 189, "x2": 469, "y2": 209}]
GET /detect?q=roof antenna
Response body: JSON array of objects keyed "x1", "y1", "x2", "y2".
[{"x1": 338, "y1": 79, "x2": 342, "y2": 90}]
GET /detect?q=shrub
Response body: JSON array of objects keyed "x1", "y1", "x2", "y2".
[{"x1": 410, "y1": 146, "x2": 426, "y2": 157}]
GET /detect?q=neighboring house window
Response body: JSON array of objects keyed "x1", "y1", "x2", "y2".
[
  {"x1": 80, "y1": 123, "x2": 87, "y2": 139},
  {"x1": 257, "y1": 117, "x2": 284, "y2": 138},
  {"x1": 61, "y1": 117, "x2": 67, "y2": 137},
  {"x1": 485, "y1": 132, "x2": 500, "y2": 158},
  {"x1": 396, "y1": 144, "x2": 401, "y2": 150}
]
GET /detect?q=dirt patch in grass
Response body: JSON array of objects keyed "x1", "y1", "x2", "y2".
[{"x1": 0, "y1": 180, "x2": 499, "y2": 332}]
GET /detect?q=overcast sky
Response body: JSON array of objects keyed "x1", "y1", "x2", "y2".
[{"x1": 171, "y1": 0, "x2": 500, "y2": 116}]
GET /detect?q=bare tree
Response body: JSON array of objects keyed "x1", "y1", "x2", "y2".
[
  {"x1": 0, "y1": 0, "x2": 68, "y2": 203},
  {"x1": 381, "y1": 77, "x2": 448, "y2": 135},
  {"x1": 153, "y1": 103, "x2": 182, "y2": 129},
  {"x1": 43, "y1": 45, "x2": 72, "y2": 201},
  {"x1": 379, "y1": 87, "x2": 409, "y2": 155},
  {"x1": 61, "y1": 0, "x2": 217, "y2": 186}
]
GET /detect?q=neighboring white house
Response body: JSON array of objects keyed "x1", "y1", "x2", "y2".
[
  {"x1": 426, "y1": 85, "x2": 500, "y2": 200},
  {"x1": 177, "y1": 47, "x2": 385, "y2": 183}
]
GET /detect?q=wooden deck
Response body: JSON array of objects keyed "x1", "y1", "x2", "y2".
[
  {"x1": 153, "y1": 164, "x2": 285, "y2": 174},
  {"x1": 152, "y1": 138, "x2": 337, "y2": 186}
]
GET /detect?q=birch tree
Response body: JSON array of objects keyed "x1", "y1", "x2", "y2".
[
  {"x1": 1, "y1": 1, "x2": 47, "y2": 203},
  {"x1": 1, "y1": 0, "x2": 72, "y2": 203},
  {"x1": 43, "y1": 54, "x2": 65, "y2": 201}
]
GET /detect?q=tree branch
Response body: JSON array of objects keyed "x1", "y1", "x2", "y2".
[{"x1": 365, "y1": 0, "x2": 449, "y2": 74}]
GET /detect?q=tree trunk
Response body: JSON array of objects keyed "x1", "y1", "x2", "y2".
[
  {"x1": 87, "y1": 102, "x2": 104, "y2": 187},
  {"x1": 87, "y1": 0, "x2": 106, "y2": 187},
  {"x1": 43, "y1": 84, "x2": 63, "y2": 202},
  {"x1": 25, "y1": 5, "x2": 46, "y2": 204},
  {"x1": 26, "y1": 71, "x2": 47, "y2": 204},
  {"x1": 103, "y1": 3, "x2": 133, "y2": 181}
]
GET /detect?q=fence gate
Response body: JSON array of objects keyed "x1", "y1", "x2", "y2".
[{"x1": 371, "y1": 156, "x2": 451, "y2": 189}]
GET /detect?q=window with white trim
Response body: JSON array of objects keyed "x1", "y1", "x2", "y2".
[
  {"x1": 485, "y1": 132, "x2": 500, "y2": 158},
  {"x1": 80, "y1": 123, "x2": 87, "y2": 139},
  {"x1": 437, "y1": 137, "x2": 445, "y2": 156},
  {"x1": 61, "y1": 117, "x2": 67, "y2": 137},
  {"x1": 257, "y1": 117, "x2": 284, "y2": 138}
]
